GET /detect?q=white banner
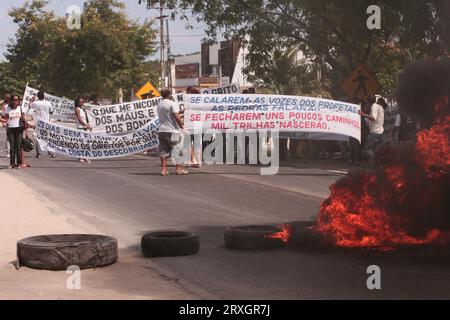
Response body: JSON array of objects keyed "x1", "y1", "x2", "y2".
[
  {"x1": 201, "y1": 83, "x2": 241, "y2": 95},
  {"x1": 23, "y1": 86, "x2": 76, "y2": 123},
  {"x1": 35, "y1": 118, "x2": 160, "y2": 159},
  {"x1": 23, "y1": 85, "x2": 183, "y2": 134},
  {"x1": 184, "y1": 94, "x2": 361, "y2": 142},
  {"x1": 85, "y1": 94, "x2": 184, "y2": 134}
]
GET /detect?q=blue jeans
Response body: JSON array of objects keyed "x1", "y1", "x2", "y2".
[{"x1": 363, "y1": 133, "x2": 383, "y2": 164}]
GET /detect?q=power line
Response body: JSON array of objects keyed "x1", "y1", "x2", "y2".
[{"x1": 170, "y1": 34, "x2": 206, "y2": 37}]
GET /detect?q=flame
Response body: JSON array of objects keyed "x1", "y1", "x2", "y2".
[
  {"x1": 266, "y1": 224, "x2": 291, "y2": 243},
  {"x1": 314, "y1": 113, "x2": 450, "y2": 251},
  {"x1": 415, "y1": 116, "x2": 450, "y2": 178}
]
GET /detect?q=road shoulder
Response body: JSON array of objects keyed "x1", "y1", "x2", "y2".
[{"x1": 0, "y1": 170, "x2": 197, "y2": 300}]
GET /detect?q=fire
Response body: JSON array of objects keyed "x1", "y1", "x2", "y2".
[
  {"x1": 314, "y1": 113, "x2": 450, "y2": 251},
  {"x1": 415, "y1": 115, "x2": 450, "y2": 179},
  {"x1": 266, "y1": 224, "x2": 291, "y2": 243}
]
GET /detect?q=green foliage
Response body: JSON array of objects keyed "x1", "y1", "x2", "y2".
[
  {"x1": 3, "y1": 0, "x2": 158, "y2": 100},
  {"x1": 140, "y1": 0, "x2": 450, "y2": 97},
  {"x1": 0, "y1": 61, "x2": 25, "y2": 95}
]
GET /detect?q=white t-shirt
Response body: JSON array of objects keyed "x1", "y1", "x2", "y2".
[
  {"x1": 5, "y1": 106, "x2": 22, "y2": 128},
  {"x1": 157, "y1": 99, "x2": 181, "y2": 133},
  {"x1": 76, "y1": 107, "x2": 88, "y2": 129},
  {"x1": 30, "y1": 100, "x2": 54, "y2": 121},
  {"x1": 366, "y1": 103, "x2": 384, "y2": 134}
]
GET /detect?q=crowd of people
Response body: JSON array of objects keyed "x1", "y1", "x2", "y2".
[{"x1": 1, "y1": 87, "x2": 408, "y2": 172}]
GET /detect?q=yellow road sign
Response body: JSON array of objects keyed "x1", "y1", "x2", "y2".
[
  {"x1": 135, "y1": 82, "x2": 160, "y2": 100},
  {"x1": 341, "y1": 64, "x2": 381, "y2": 100}
]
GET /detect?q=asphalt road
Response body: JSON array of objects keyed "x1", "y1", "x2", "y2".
[{"x1": 1, "y1": 145, "x2": 450, "y2": 299}]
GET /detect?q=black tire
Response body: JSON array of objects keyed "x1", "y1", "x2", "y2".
[
  {"x1": 141, "y1": 231, "x2": 199, "y2": 257},
  {"x1": 224, "y1": 225, "x2": 286, "y2": 250},
  {"x1": 17, "y1": 234, "x2": 118, "y2": 271},
  {"x1": 287, "y1": 221, "x2": 332, "y2": 250}
]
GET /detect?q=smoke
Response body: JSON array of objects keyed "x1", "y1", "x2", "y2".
[
  {"x1": 395, "y1": 58, "x2": 450, "y2": 128},
  {"x1": 309, "y1": 59, "x2": 450, "y2": 250}
]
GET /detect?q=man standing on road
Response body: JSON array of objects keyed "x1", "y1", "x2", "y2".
[
  {"x1": 359, "y1": 96, "x2": 384, "y2": 166},
  {"x1": 1, "y1": 94, "x2": 11, "y2": 158},
  {"x1": 157, "y1": 89, "x2": 188, "y2": 176},
  {"x1": 29, "y1": 90, "x2": 55, "y2": 158}
]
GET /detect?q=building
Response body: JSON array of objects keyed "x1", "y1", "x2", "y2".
[{"x1": 171, "y1": 40, "x2": 253, "y2": 92}]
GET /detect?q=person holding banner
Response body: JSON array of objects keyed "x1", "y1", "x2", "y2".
[
  {"x1": 157, "y1": 89, "x2": 188, "y2": 176},
  {"x1": 29, "y1": 91, "x2": 55, "y2": 158},
  {"x1": 185, "y1": 86, "x2": 202, "y2": 168},
  {"x1": 75, "y1": 97, "x2": 92, "y2": 163}
]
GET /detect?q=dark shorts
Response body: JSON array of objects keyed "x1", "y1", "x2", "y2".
[{"x1": 158, "y1": 132, "x2": 173, "y2": 158}]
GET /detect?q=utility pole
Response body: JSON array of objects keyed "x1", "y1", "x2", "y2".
[
  {"x1": 166, "y1": 18, "x2": 172, "y2": 89},
  {"x1": 159, "y1": 3, "x2": 166, "y2": 90}
]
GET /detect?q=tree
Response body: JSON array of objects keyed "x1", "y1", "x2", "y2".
[
  {"x1": 0, "y1": 61, "x2": 25, "y2": 95},
  {"x1": 140, "y1": 0, "x2": 450, "y2": 96},
  {"x1": 5, "y1": 0, "x2": 158, "y2": 100},
  {"x1": 249, "y1": 46, "x2": 331, "y2": 97}
]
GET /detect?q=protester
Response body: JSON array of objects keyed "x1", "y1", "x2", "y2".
[
  {"x1": 1, "y1": 94, "x2": 10, "y2": 157},
  {"x1": 19, "y1": 96, "x2": 34, "y2": 168},
  {"x1": 157, "y1": 88, "x2": 187, "y2": 176},
  {"x1": 29, "y1": 90, "x2": 55, "y2": 158},
  {"x1": 0, "y1": 95, "x2": 25, "y2": 168},
  {"x1": 75, "y1": 97, "x2": 92, "y2": 163},
  {"x1": 359, "y1": 95, "x2": 385, "y2": 166},
  {"x1": 89, "y1": 95, "x2": 100, "y2": 106},
  {"x1": 185, "y1": 86, "x2": 202, "y2": 168}
]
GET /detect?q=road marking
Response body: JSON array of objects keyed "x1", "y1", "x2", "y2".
[{"x1": 327, "y1": 170, "x2": 348, "y2": 175}]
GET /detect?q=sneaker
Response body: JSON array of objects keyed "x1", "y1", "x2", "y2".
[{"x1": 35, "y1": 154, "x2": 41, "y2": 158}]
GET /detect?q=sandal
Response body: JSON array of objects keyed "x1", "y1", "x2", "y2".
[
  {"x1": 161, "y1": 171, "x2": 170, "y2": 176},
  {"x1": 176, "y1": 169, "x2": 189, "y2": 175}
]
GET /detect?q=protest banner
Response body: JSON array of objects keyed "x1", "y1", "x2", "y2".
[
  {"x1": 201, "y1": 83, "x2": 241, "y2": 95},
  {"x1": 85, "y1": 93, "x2": 184, "y2": 134},
  {"x1": 23, "y1": 85, "x2": 183, "y2": 134},
  {"x1": 34, "y1": 118, "x2": 160, "y2": 159},
  {"x1": 184, "y1": 94, "x2": 361, "y2": 142},
  {"x1": 23, "y1": 86, "x2": 76, "y2": 123}
]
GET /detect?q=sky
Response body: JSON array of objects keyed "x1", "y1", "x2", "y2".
[{"x1": 0, "y1": 0, "x2": 208, "y2": 60}]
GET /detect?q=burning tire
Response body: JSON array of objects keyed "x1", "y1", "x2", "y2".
[
  {"x1": 224, "y1": 225, "x2": 286, "y2": 250},
  {"x1": 288, "y1": 221, "x2": 332, "y2": 250},
  {"x1": 17, "y1": 234, "x2": 118, "y2": 270},
  {"x1": 141, "y1": 231, "x2": 199, "y2": 257}
]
